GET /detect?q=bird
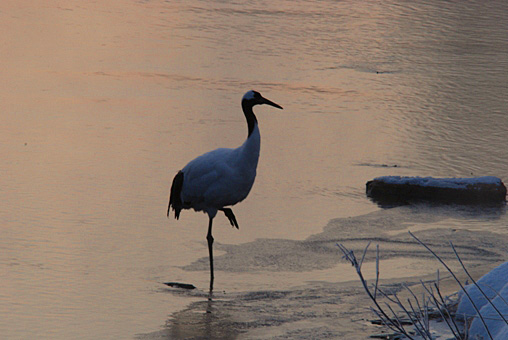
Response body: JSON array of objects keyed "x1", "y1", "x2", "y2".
[{"x1": 168, "y1": 90, "x2": 282, "y2": 293}]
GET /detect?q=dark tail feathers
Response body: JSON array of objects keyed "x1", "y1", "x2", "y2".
[{"x1": 168, "y1": 171, "x2": 184, "y2": 219}]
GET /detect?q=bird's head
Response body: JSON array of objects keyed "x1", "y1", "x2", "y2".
[{"x1": 242, "y1": 90, "x2": 283, "y2": 110}]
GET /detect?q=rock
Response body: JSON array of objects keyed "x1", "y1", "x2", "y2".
[{"x1": 366, "y1": 176, "x2": 507, "y2": 205}]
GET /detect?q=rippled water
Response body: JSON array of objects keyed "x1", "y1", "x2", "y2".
[{"x1": 1, "y1": 0, "x2": 507, "y2": 338}]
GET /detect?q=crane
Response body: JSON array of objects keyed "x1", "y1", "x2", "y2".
[{"x1": 168, "y1": 90, "x2": 283, "y2": 292}]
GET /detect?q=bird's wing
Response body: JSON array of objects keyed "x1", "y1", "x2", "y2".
[{"x1": 180, "y1": 148, "x2": 238, "y2": 208}]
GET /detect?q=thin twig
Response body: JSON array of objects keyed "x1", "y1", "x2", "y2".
[
  {"x1": 337, "y1": 243, "x2": 415, "y2": 338},
  {"x1": 423, "y1": 296, "x2": 430, "y2": 337},
  {"x1": 434, "y1": 282, "x2": 463, "y2": 339},
  {"x1": 404, "y1": 283, "x2": 433, "y2": 338},
  {"x1": 359, "y1": 241, "x2": 371, "y2": 270},
  {"x1": 374, "y1": 244, "x2": 380, "y2": 300},
  {"x1": 483, "y1": 283, "x2": 508, "y2": 310},
  {"x1": 419, "y1": 281, "x2": 462, "y2": 340},
  {"x1": 377, "y1": 288, "x2": 426, "y2": 339},
  {"x1": 383, "y1": 301, "x2": 408, "y2": 332},
  {"x1": 406, "y1": 297, "x2": 431, "y2": 338}
]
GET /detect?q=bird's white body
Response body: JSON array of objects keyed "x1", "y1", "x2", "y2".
[{"x1": 180, "y1": 124, "x2": 260, "y2": 218}]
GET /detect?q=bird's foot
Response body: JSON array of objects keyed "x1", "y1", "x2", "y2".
[{"x1": 221, "y1": 208, "x2": 239, "y2": 229}]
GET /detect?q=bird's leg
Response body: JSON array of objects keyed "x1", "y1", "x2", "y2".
[
  {"x1": 221, "y1": 208, "x2": 239, "y2": 229},
  {"x1": 207, "y1": 217, "x2": 214, "y2": 296}
]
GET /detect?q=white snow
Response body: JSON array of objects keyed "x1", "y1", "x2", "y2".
[
  {"x1": 373, "y1": 176, "x2": 503, "y2": 189},
  {"x1": 456, "y1": 261, "x2": 508, "y2": 339}
]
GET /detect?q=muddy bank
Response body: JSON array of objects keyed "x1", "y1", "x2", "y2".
[{"x1": 139, "y1": 205, "x2": 507, "y2": 339}]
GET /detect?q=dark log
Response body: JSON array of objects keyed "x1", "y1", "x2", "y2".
[{"x1": 366, "y1": 176, "x2": 507, "y2": 205}]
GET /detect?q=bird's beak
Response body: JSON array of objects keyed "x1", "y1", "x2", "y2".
[{"x1": 261, "y1": 96, "x2": 283, "y2": 110}]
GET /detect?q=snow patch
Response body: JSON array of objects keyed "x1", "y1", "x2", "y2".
[
  {"x1": 456, "y1": 262, "x2": 508, "y2": 339},
  {"x1": 373, "y1": 176, "x2": 503, "y2": 189}
]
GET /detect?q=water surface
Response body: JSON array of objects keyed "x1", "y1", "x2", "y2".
[{"x1": 1, "y1": 0, "x2": 508, "y2": 338}]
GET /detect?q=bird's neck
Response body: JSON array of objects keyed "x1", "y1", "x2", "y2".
[
  {"x1": 242, "y1": 102, "x2": 258, "y2": 138},
  {"x1": 238, "y1": 123, "x2": 260, "y2": 169},
  {"x1": 239, "y1": 101, "x2": 260, "y2": 169}
]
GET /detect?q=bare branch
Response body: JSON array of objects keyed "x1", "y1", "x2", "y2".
[
  {"x1": 408, "y1": 231, "x2": 494, "y2": 340},
  {"x1": 374, "y1": 244, "x2": 380, "y2": 300},
  {"x1": 359, "y1": 241, "x2": 372, "y2": 270}
]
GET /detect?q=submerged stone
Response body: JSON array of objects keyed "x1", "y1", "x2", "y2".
[{"x1": 164, "y1": 282, "x2": 196, "y2": 290}]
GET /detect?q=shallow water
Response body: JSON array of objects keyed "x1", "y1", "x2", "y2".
[{"x1": 1, "y1": 0, "x2": 508, "y2": 338}]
